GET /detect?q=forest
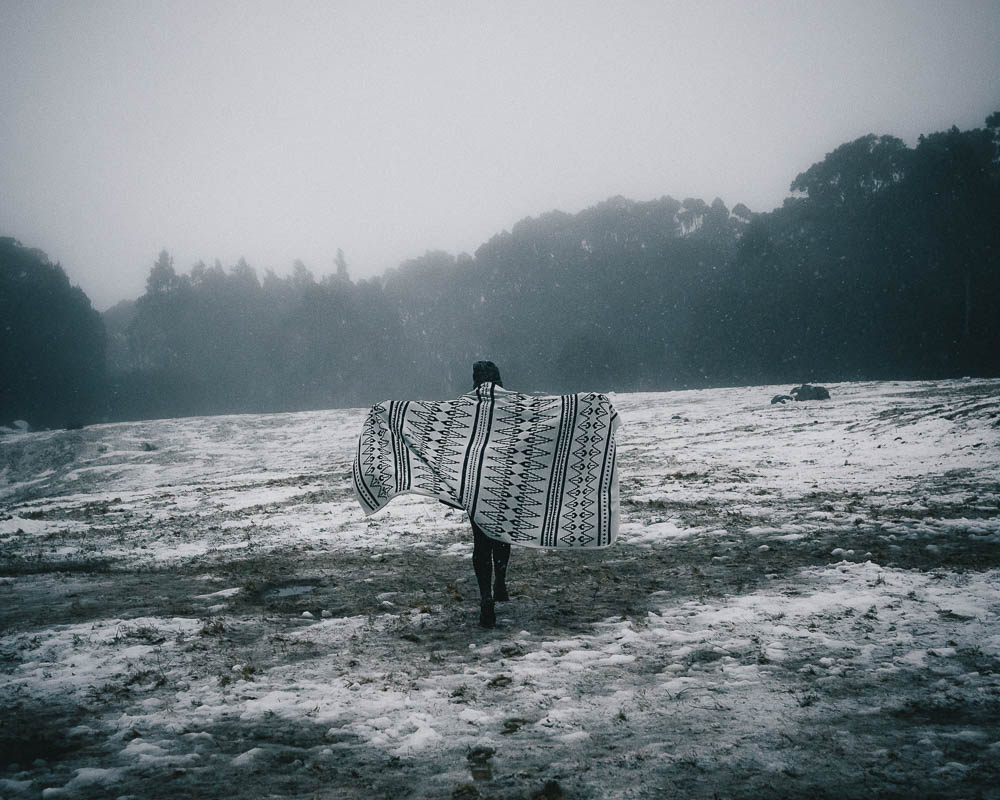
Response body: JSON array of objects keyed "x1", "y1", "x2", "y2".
[{"x1": 2, "y1": 114, "x2": 998, "y2": 427}]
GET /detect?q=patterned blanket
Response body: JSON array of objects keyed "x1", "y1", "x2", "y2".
[{"x1": 353, "y1": 384, "x2": 620, "y2": 548}]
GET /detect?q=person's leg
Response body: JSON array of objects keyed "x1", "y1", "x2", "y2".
[
  {"x1": 492, "y1": 542, "x2": 511, "y2": 601},
  {"x1": 471, "y1": 522, "x2": 495, "y2": 627},
  {"x1": 471, "y1": 522, "x2": 494, "y2": 600}
]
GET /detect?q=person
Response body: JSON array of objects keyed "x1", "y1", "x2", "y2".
[
  {"x1": 471, "y1": 360, "x2": 511, "y2": 628},
  {"x1": 355, "y1": 358, "x2": 620, "y2": 629}
]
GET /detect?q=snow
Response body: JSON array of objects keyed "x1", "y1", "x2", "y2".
[{"x1": 1, "y1": 378, "x2": 999, "y2": 797}]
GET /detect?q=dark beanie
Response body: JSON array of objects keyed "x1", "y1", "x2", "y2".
[{"x1": 473, "y1": 361, "x2": 503, "y2": 388}]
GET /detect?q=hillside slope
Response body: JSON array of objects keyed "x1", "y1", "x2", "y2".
[{"x1": 1, "y1": 379, "x2": 998, "y2": 799}]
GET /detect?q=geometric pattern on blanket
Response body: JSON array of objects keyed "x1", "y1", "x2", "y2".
[{"x1": 353, "y1": 383, "x2": 620, "y2": 548}]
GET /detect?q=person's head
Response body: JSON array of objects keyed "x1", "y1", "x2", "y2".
[{"x1": 473, "y1": 360, "x2": 503, "y2": 388}]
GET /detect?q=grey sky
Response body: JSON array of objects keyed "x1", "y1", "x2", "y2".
[{"x1": 1, "y1": 0, "x2": 998, "y2": 310}]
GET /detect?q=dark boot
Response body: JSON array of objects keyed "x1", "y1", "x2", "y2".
[{"x1": 479, "y1": 599, "x2": 496, "y2": 628}]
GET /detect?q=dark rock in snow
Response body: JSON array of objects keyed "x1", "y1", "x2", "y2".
[
  {"x1": 771, "y1": 395, "x2": 794, "y2": 405},
  {"x1": 532, "y1": 780, "x2": 566, "y2": 800},
  {"x1": 790, "y1": 384, "x2": 831, "y2": 401},
  {"x1": 466, "y1": 746, "x2": 495, "y2": 763}
]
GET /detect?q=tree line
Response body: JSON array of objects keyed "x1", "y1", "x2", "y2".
[
  {"x1": 2, "y1": 114, "x2": 997, "y2": 427},
  {"x1": 0, "y1": 237, "x2": 105, "y2": 429}
]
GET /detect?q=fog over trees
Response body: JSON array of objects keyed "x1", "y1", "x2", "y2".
[{"x1": 3, "y1": 115, "x2": 998, "y2": 427}]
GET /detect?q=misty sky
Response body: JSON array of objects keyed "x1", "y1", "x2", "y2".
[{"x1": 1, "y1": 0, "x2": 998, "y2": 310}]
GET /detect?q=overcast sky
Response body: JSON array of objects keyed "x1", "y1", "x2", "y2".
[{"x1": 1, "y1": 0, "x2": 998, "y2": 310}]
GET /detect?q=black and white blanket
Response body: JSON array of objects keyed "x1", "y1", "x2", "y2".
[{"x1": 353, "y1": 384, "x2": 620, "y2": 548}]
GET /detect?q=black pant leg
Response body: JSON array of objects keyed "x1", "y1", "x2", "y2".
[
  {"x1": 493, "y1": 541, "x2": 510, "y2": 572},
  {"x1": 471, "y1": 521, "x2": 494, "y2": 601}
]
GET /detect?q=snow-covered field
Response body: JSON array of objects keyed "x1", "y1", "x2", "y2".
[{"x1": 1, "y1": 379, "x2": 998, "y2": 799}]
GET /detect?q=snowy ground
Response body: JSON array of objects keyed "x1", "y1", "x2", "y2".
[{"x1": 1, "y1": 379, "x2": 999, "y2": 799}]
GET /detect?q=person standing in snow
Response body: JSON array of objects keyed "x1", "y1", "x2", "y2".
[
  {"x1": 471, "y1": 360, "x2": 511, "y2": 628},
  {"x1": 354, "y1": 360, "x2": 620, "y2": 629}
]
